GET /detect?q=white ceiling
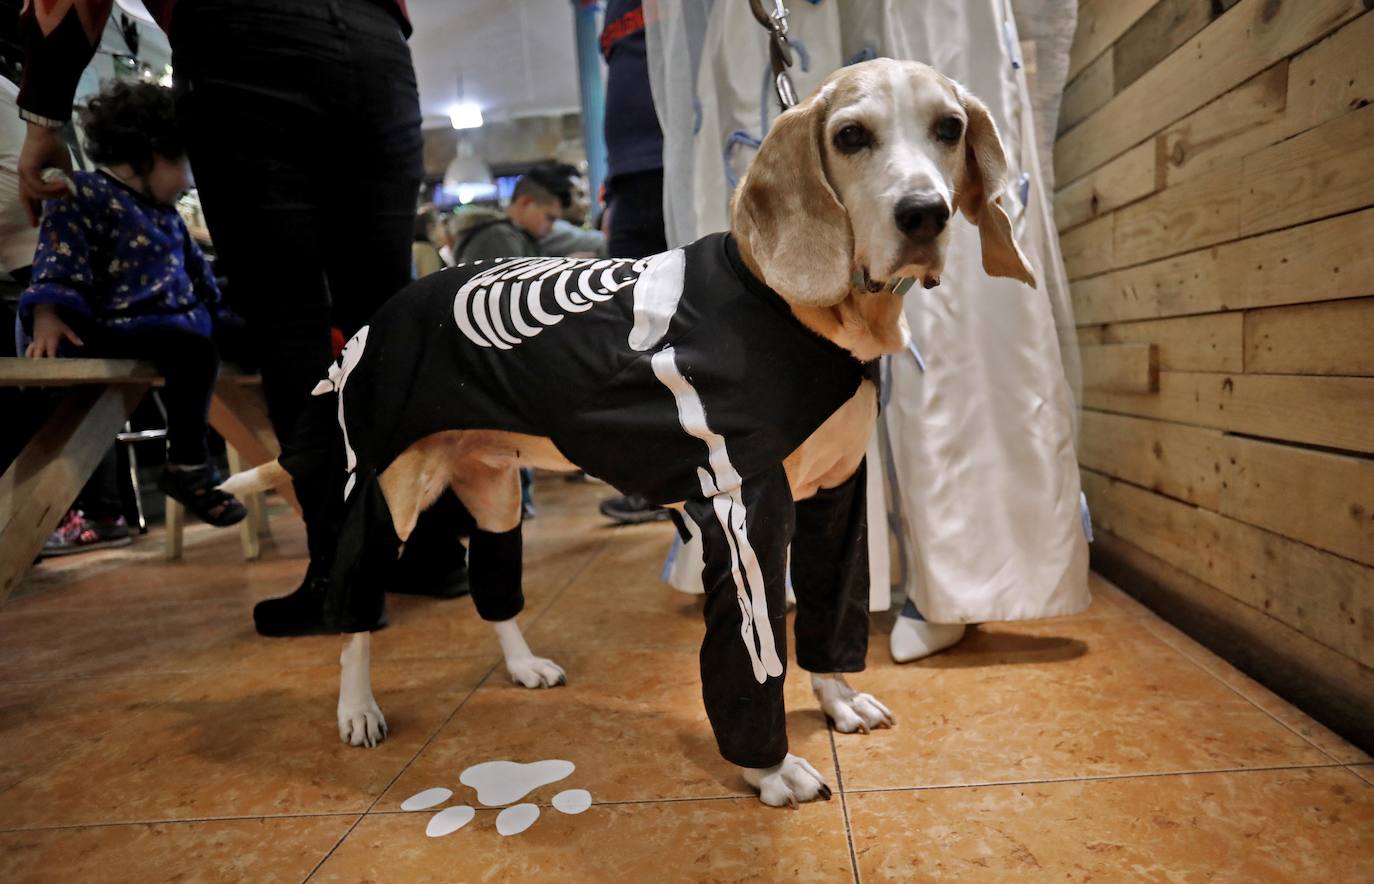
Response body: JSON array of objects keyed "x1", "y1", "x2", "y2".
[{"x1": 408, "y1": 0, "x2": 594, "y2": 130}]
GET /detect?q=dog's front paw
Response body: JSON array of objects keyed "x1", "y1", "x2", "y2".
[
  {"x1": 811, "y1": 673, "x2": 894, "y2": 734},
  {"x1": 742, "y1": 754, "x2": 831, "y2": 808},
  {"x1": 337, "y1": 696, "x2": 388, "y2": 748},
  {"x1": 506, "y1": 655, "x2": 567, "y2": 689}
]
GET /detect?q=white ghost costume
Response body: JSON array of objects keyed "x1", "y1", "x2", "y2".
[{"x1": 648, "y1": 0, "x2": 1091, "y2": 653}]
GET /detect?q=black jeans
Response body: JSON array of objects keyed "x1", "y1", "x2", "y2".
[
  {"x1": 74, "y1": 322, "x2": 221, "y2": 466},
  {"x1": 170, "y1": 0, "x2": 423, "y2": 567},
  {"x1": 606, "y1": 169, "x2": 668, "y2": 259}
]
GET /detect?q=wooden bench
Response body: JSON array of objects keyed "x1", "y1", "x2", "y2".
[{"x1": 0, "y1": 357, "x2": 299, "y2": 603}]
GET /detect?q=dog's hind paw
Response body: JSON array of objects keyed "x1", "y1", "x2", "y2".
[
  {"x1": 506, "y1": 656, "x2": 567, "y2": 689},
  {"x1": 742, "y1": 754, "x2": 831, "y2": 808},
  {"x1": 337, "y1": 698, "x2": 388, "y2": 748},
  {"x1": 811, "y1": 673, "x2": 894, "y2": 734}
]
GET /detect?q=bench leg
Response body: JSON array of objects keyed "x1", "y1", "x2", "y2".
[
  {"x1": 0, "y1": 386, "x2": 146, "y2": 603},
  {"x1": 164, "y1": 498, "x2": 184, "y2": 561}
]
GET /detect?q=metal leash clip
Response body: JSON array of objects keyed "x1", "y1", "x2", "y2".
[{"x1": 748, "y1": 0, "x2": 798, "y2": 109}]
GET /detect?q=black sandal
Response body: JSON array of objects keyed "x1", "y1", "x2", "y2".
[{"x1": 158, "y1": 464, "x2": 248, "y2": 527}]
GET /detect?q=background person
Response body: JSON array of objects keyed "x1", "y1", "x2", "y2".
[
  {"x1": 453, "y1": 173, "x2": 563, "y2": 264},
  {"x1": 595, "y1": 0, "x2": 672, "y2": 526},
  {"x1": 412, "y1": 210, "x2": 445, "y2": 278},
  {"x1": 15, "y1": 0, "x2": 467, "y2": 635},
  {"x1": 19, "y1": 80, "x2": 248, "y2": 528}
]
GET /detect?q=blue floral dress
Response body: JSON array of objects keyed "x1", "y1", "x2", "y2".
[{"x1": 17, "y1": 170, "x2": 221, "y2": 342}]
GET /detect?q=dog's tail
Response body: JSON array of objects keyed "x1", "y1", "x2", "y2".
[{"x1": 219, "y1": 459, "x2": 292, "y2": 496}]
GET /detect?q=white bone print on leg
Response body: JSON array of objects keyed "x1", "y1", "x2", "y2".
[
  {"x1": 650, "y1": 346, "x2": 784, "y2": 683},
  {"x1": 310, "y1": 325, "x2": 369, "y2": 499}
]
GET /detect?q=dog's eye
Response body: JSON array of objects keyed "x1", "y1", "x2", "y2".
[
  {"x1": 934, "y1": 116, "x2": 964, "y2": 145},
  {"x1": 834, "y1": 124, "x2": 873, "y2": 154}
]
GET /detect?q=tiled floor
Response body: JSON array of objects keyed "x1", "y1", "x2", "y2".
[{"x1": 1, "y1": 478, "x2": 1370, "y2": 882}]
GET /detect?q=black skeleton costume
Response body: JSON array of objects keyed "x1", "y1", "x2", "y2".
[{"x1": 289, "y1": 232, "x2": 873, "y2": 768}]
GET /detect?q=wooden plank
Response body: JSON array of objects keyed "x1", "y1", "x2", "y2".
[
  {"x1": 1078, "y1": 410, "x2": 1224, "y2": 509},
  {"x1": 164, "y1": 498, "x2": 184, "y2": 561},
  {"x1": 1076, "y1": 325, "x2": 1104, "y2": 348},
  {"x1": 1067, "y1": 0, "x2": 1158, "y2": 81},
  {"x1": 1091, "y1": 529, "x2": 1374, "y2": 750},
  {"x1": 1082, "y1": 371, "x2": 1374, "y2": 455},
  {"x1": 1156, "y1": 14, "x2": 1373, "y2": 189},
  {"x1": 1245, "y1": 297, "x2": 1374, "y2": 376},
  {"x1": 1241, "y1": 103, "x2": 1374, "y2": 238},
  {"x1": 1081, "y1": 343, "x2": 1158, "y2": 393},
  {"x1": 1058, "y1": 48, "x2": 1115, "y2": 134},
  {"x1": 1054, "y1": 139, "x2": 1159, "y2": 231},
  {"x1": 1086, "y1": 465, "x2": 1374, "y2": 669},
  {"x1": 1081, "y1": 468, "x2": 1203, "y2": 578},
  {"x1": 1100, "y1": 312, "x2": 1244, "y2": 372},
  {"x1": 1218, "y1": 435, "x2": 1374, "y2": 568},
  {"x1": 1226, "y1": 209, "x2": 1374, "y2": 311},
  {"x1": 1069, "y1": 208, "x2": 1374, "y2": 325},
  {"x1": 1281, "y1": 10, "x2": 1374, "y2": 140},
  {"x1": 1069, "y1": 242, "x2": 1226, "y2": 326},
  {"x1": 1055, "y1": 0, "x2": 1365, "y2": 185},
  {"x1": 1113, "y1": 0, "x2": 1230, "y2": 95},
  {"x1": 1161, "y1": 62, "x2": 1289, "y2": 187},
  {"x1": 0, "y1": 386, "x2": 145, "y2": 602},
  {"x1": 1197, "y1": 509, "x2": 1374, "y2": 670},
  {"x1": 1059, "y1": 213, "x2": 1115, "y2": 280},
  {"x1": 0, "y1": 357, "x2": 158, "y2": 387},
  {"x1": 1113, "y1": 172, "x2": 1241, "y2": 269}
]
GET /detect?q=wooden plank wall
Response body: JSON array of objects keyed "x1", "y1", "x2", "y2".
[{"x1": 1056, "y1": 0, "x2": 1374, "y2": 750}]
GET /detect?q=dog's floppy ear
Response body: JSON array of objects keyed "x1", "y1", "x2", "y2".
[
  {"x1": 731, "y1": 91, "x2": 852, "y2": 306},
  {"x1": 956, "y1": 91, "x2": 1037, "y2": 288}
]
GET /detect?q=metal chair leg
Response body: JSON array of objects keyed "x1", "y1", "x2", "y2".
[{"x1": 122, "y1": 421, "x2": 147, "y2": 533}]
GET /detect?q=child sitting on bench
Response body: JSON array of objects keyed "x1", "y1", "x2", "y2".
[{"x1": 18, "y1": 80, "x2": 246, "y2": 527}]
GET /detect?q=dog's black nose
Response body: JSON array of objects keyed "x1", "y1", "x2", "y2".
[{"x1": 894, "y1": 194, "x2": 950, "y2": 238}]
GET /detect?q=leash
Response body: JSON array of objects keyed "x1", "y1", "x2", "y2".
[
  {"x1": 749, "y1": 0, "x2": 798, "y2": 110},
  {"x1": 747, "y1": 0, "x2": 919, "y2": 297}
]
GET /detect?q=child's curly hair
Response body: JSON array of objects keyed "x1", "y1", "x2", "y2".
[{"x1": 77, "y1": 80, "x2": 184, "y2": 174}]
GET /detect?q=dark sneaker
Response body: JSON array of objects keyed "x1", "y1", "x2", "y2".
[
  {"x1": 598, "y1": 493, "x2": 671, "y2": 525},
  {"x1": 40, "y1": 510, "x2": 133, "y2": 558},
  {"x1": 158, "y1": 464, "x2": 247, "y2": 527},
  {"x1": 390, "y1": 559, "x2": 472, "y2": 600}
]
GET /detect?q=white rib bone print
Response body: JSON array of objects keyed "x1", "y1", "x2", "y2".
[
  {"x1": 451, "y1": 251, "x2": 686, "y2": 350},
  {"x1": 649, "y1": 346, "x2": 785, "y2": 684}
]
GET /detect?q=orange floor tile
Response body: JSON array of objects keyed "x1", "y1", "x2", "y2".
[{"x1": 2, "y1": 478, "x2": 1370, "y2": 882}]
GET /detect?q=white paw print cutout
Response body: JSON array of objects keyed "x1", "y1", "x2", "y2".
[{"x1": 401, "y1": 759, "x2": 591, "y2": 839}]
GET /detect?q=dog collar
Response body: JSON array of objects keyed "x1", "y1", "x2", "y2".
[{"x1": 851, "y1": 270, "x2": 918, "y2": 296}]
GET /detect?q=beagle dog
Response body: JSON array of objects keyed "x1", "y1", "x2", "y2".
[{"x1": 227, "y1": 59, "x2": 1035, "y2": 808}]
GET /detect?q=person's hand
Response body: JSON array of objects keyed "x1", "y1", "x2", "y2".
[
  {"x1": 25, "y1": 304, "x2": 83, "y2": 358},
  {"x1": 18, "y1": 123, "x2": 73, "y2": 226}
]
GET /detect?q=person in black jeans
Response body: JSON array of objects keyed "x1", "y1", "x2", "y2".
[
  {"x1": 16, "y1": 0, "x2": 467, "y2": 634},
  {"x1": 597, "y1": 0, "x2": 672, "y2": 525}
]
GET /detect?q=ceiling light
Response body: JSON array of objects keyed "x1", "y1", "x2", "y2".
[{"x1": 448, "y1": 103, "x2": 484, "y2": 130}]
